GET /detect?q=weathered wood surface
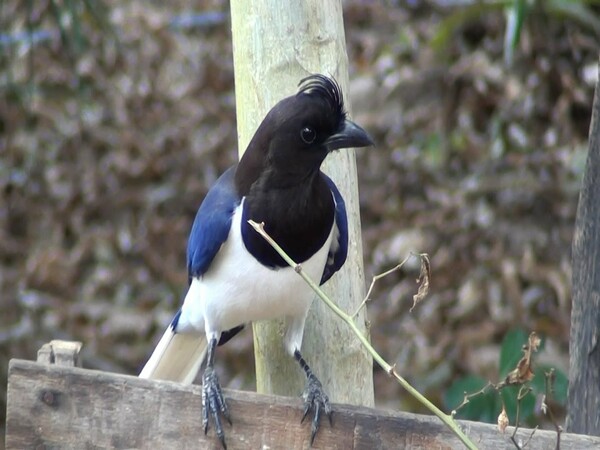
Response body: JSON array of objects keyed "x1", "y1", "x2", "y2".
[
  {"x1": 230, "y1": 0, "x2": 374, "y2": 408},
  {"x1": 36, "y1": 340, "x2": 82, "y2": 367},
  {"x1": 7, "y1": 359, "x2": 600, "y2": 450},
  {"x1": 567, "y1": 60, "x2": 600, "y2": 436}
]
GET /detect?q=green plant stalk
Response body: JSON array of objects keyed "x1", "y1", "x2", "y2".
[{"x1": 248, "y1": 220, "x2": 477, "y2": 450}]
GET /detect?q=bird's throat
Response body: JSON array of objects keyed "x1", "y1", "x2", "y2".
[{"x1": 240, "y1": 174, "x2": 335, "y2": 268}]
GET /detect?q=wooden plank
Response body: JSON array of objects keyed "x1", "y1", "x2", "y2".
[
  {"x1": 567, "y1": 59, "x2": 600, "y2": 436},
  {"x1": 6, "y1": 359, "x2": 600, "y2": 449}
]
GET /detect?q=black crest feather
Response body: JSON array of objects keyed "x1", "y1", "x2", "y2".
[{"x1": 297, "y1": 74, "x2": 346, "y2": 121}]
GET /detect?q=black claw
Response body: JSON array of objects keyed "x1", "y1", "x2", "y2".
[
  {"x1": 294, "y1": 351, "x2": 333, "y2": 446},
  {"x1": 310, "y1": 400, "x2": 321, "y2": 445},
  {"x1": 301, "y1": 401, "x2": 311, "y2": 424},
  {"x1": 301, "y1": 373, "x2": 332, "y2": 446},
  {"x1": 202, "y1": 366, "x2": 230, "y2": 449}
]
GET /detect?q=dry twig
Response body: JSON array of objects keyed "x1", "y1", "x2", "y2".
[
  {"x1": 248, "y1": 219, "x2": 477, "y2": 450},
  {"x1": 352, "y1": 252, "x2": 430, "y2": 318}
]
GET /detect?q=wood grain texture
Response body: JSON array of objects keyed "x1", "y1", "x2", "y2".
[
  {"x1": 7, "y1": 359, "x2": 600, "y2": 450},
  {"x1": 230, "y1": 0, "x2": 374, "y2": 408},
  {"x1": 37, "y1": 340, "x2": 82, "y2": 367},
  {"x1": 567, "y1": 60, "x2": 600, "y2": 436}
]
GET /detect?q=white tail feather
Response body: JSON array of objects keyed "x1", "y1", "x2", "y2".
[{"x1": 139, "y1": 326, "x2": 207, "y2": 385}]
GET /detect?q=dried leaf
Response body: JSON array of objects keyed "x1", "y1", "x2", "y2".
[
  {"x1": 541, "y1": 394, "x2": 548, "y2": 415},
  {"x1": 500, "y1": 332, "x2": 540, "y2": 387},
  {"x1": 498, "y1": 406, "x2": 509, "y2": 433},
  {"x1": 410, "y1": 253, "x2": 430, "y2": 312},
  {"x1": 529, "y1": 332, "x2": 541, "y2": 352}
]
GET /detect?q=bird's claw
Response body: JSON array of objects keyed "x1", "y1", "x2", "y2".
[
  {"x1": 301, "y1": 374, "x2": 332, "y2": 445},
  {"x1": 202, "y1": 367, "x2": 231, "y2": 449}
]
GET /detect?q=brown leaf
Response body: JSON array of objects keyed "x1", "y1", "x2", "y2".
[
  {"x1": 410, "y1": 253, "x2": 430, "y2": 312},
  {"x1": 498, "y1": 406, "x2": 509, "y2": 433},
  {"x1": 500, "y1": 332, "x2": 540, "y2": 387},
  {"x1": 529, "y1": 332, "x2": 541, "y2": 352}
]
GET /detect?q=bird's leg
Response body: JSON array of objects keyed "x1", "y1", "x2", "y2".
[
  {"x1": 202, "y1": 337, "x2": 231, "y2": 449},
  {"x1": 294, "y1": 349, "x2": 333, "y2": 445}
]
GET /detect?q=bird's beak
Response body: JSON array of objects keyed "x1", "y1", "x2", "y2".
[{"x1": 325, "y1": 119, "x2": 374, "y2": 152}]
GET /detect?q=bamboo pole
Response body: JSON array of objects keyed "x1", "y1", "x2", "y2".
[{"x1": 230, "y1": 0, "x2": 374, "y2": 406}]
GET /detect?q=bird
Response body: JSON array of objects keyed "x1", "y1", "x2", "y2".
[{"x1": 139, "y1": 74, "x2": 373, "y2": 448}]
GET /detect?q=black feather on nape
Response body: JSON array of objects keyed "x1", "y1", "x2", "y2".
[{"x1": 297, "y1": 74, "x2": 346, "y2": 119}]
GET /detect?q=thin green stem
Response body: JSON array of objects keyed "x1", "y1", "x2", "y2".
[{"x1": 248, "y1": 220, "x2": 477, "y2": 450}]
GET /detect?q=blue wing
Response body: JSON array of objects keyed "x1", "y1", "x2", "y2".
[
  {"x1": 319, "y1": 175, "x2": 348, "y2": 285},
  {"x1": 187, "y1": 166, "x2": 240, "y2": 279}
]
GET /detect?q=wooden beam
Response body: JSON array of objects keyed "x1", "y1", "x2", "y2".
[{"x1": 7, "y1": 359, "x2": 600, "y2": 449}]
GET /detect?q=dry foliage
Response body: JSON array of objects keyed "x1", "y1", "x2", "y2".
[
  {"x1": 498, "y1": 332, "x2": 541, "y2": 388},
  {"x1": 1, "y1": 0, "x2": 597, "y2": 437}
]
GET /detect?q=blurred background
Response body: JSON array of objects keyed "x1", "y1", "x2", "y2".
[{"x1": 1, "y1": 0, "x2": 598, "y2": 445}]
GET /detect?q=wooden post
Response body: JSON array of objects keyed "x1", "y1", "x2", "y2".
[
  {"x1": 567, "y1": 60, "x2": 600, "y2": 436},
  {"x1": 230, "y1": 0, "x2": 374, "y2": 406}
]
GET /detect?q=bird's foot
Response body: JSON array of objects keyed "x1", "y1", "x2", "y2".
[
  {"x1": 202, "y1": 366, "x2": 231, "y2": 449},
  {"x1": 301, "y1": 373, "x2": 333, "y2": 445}
]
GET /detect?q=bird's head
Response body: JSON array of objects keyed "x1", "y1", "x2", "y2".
[{"x1": 236, "y1": 74, "x2": 373, "y2": 193}]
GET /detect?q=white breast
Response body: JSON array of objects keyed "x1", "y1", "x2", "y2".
[{"x1": 177, "y1": 199, "x2": 333, "y2": 351}]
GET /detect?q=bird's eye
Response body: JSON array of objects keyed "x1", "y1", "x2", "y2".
[{"x1": 300, "y1": 126, "x2": 316, "y2": 144}]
